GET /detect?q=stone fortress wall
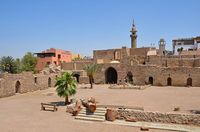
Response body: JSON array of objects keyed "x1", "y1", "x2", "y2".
[
  {"x1": 62, "y1": 46, "x2": 200, "y2": 87},
  {"x1": 147, "y1": 55, "x2": 200, "y2": 67},
  {"x1": 94, "y1": 64, "x2": 200, "y2": 86},
  {"x1": 0, "y1": 72, "x2": 57, "y2": 98}
]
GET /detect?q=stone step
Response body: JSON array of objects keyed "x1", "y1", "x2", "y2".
[
  {"x1": 80, "y1": 108, "x2": 106, "y2": 113},
  {"x1": 80, "y1": 109, "x2": 106, "y2": 114},
  {"x1": 81, "y1": 108, "x2": 106, "y2": 111},
  {"x1": 75, "y1": 107, "x2": 106, "y2": 122},
  {"x1": 75, "y1": 116, "x2": 105, "y2": 122},
  {"x1": 79, "y1": 111, "x2": 105, "y2": 116},
  {"x1": 77, "y1": 113, "x2": 105, "y2": 119},
  {"x1": 91, "y1": 107, "x2": 106, "y2": 111}
]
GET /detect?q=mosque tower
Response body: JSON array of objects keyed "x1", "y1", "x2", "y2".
[{"x1": 130, "y1": 20, "x2": 137, "y2": 48}]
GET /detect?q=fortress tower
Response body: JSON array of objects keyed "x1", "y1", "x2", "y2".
[{"x1": 130, "y1": 20, "x2": 137, "y2": 48}]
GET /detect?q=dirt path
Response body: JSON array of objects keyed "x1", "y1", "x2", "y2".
[{"x1": 0, "y1": 84, "x2": 199, "y2": 132}]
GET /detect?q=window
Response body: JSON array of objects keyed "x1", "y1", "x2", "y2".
[
  {"x1": 34, "y1": 77, "x2": 38, "y2": 84},
  {"x1": 114, "y1": 51, "x2": 120, "y2": 60},
  {"x1": 58, "y1": 54, "x2": 61, "y2": 59},
  {"x1": 177, "y1": 43, "x2": 182, "y2": 45}
]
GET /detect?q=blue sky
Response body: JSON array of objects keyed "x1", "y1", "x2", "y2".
[{"x1": 0, "y1": 0, "x2": 199, "y2": 58}]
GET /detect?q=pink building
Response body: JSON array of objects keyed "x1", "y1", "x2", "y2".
[{"x1": 35, "y1": 48, "x2": 72, "y2": 71}]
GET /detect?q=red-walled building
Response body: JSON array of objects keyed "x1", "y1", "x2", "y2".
[{"x1": 35, "y1": 48, "x2": 72, "y2": 71}]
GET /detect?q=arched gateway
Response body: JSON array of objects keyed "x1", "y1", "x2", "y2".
[
  {"x1": 187, "y1": 78, "x2": 192, "y2": 86},
  {"x1": 105, "y1": 67, "x2": 118, "y2": 84},
  {"x1": 149, "y1": 77, "x2": 153, "y2": 85},
  {"x1": 167, "y1": 77, "x2": 172, "y2": 86},
  {"x1": 73, "y1": 73, "x2": 80, "y2": 83}
]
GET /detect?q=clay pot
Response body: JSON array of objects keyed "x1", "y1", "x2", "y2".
[{"x1": 105, "y1": 109, "x2": 118, "y2": 121}]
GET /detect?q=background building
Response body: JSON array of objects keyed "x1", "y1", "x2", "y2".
[
  {"x1": 35, "y1": 48, "x2": 72, "y2": 71},
  {"x1": 173, "y1": 36, "x2": 200, "y2": 55},
  {"x1": 61, "y1": 23, "x2": 200, "y2": 87}
]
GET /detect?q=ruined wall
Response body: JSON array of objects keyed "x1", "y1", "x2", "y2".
[
  {"x1": 130, "y1": 47, "x2": 150, "y2": 56},
  {"x1": 75, "y1": 61, "x2": 93, "y2": 70},
  {"x1": 93, "y1": 47, "x2": 149, "y2": 65},
  {"x1": 62, "y1": 47, "x2": 200, "y2": 87},
  {"x1": 0, "y1": 72, "x2": 57, "y2": 98},
  {"x1": 62, "y1": 61, "x2": 92, "y2": 71},
  {"x1": 94, "y1": 63, "x2": 200, "y2": 87},
  {"x1": 157, "y1": 67, "x2": 200, "y2": 86},
  {"x1": 131, "y1": 66, "x2": 200, "y2": 86},
  {"x1": 61, "y1": 62, "x2": 74, "y2": 70},
  {"x1": 118, "y1": 110, "x2": 200, "y2": 126},
  {"x1": 79, "y1": 76, "x2": 89, "y2": 84},
  {"x1": 93, "y1": 48, "x2": 122, "y2": 64}
]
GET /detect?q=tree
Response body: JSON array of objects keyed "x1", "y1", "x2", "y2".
[
  {"x1": 55, "y1": 72, "x2": 77, "y2": 105},
  {"x1": 83, "y1": 64, "x2": 99, "y2": 88},
  {"x1": 15, "y1": 58, "x2": 22, "y2": 73},
  {"x1": 21, "y1": 52, "x2": 37, "y2": 72},
  {"x1": 177, "y1": 47, "x2": 183, "y2": 54},
  {"x1": 0, "y1": 56, "x2": 17, "y2": 73},
  {"x1": 72, "y1": 56, "x2": 82, "y2": 61}
]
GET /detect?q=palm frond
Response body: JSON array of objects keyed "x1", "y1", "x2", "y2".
[{"x1": 55, "y1": 72, "x2": 77, "y2": 98}]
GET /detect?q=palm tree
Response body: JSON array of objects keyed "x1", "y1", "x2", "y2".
[
  {"x1": 0, "y1": 56, "x2": 17, "y2": 73},
  {"x1": 83, "y1": 64, "x2": 99, "y2": 88},
  {"x1": 55, "y1": 72, "x2": 77, "y2": 105}
]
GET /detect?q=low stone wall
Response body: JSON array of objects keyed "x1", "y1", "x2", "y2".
[
  {"x1": 79, "y1": 76, "x2": 89, "y2": 84},
  {"x1": 108, "y1": 84, "x2": 146, "y2": 90},
  {"x1": 118, "y1": 110, "x2": 200, "y2": 126}
]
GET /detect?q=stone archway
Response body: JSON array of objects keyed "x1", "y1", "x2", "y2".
[
  {"x1": 105, "y1": 67, "x2": 118, "y2": 84},
  {"x1": 73, "y1": 74, "x2": 80, "y2": 83},
  {"x1": 15, "y1": 81, "x2": 21, "y2": 93},
  {"x1": 126, "y1": 71, "x2": 133, "y2": 84},
  {"x1": 48, "y1": 77, "x2": 51, "y2": 87},
  {"x1": 149, "y1": 76, "x2": 153, "y2": 85},
  {"x1": 187, "y1": 78, "x2": 192, "y2": 86},
  {"x1": 167, "y1": 77, "x2": 172, "y2": 86}
]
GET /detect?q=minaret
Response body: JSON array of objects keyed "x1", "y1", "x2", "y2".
[
  {"x1": 158, "y1": 38, "x2": 166, "y2": 55},
  {"x1": 130, "y1": 20, "x2": 137, "y2": 48}
]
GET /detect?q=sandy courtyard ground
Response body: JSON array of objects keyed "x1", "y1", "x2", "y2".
[{"x1": 0, "y1": 84, "x2": 200, "y2": 132}]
